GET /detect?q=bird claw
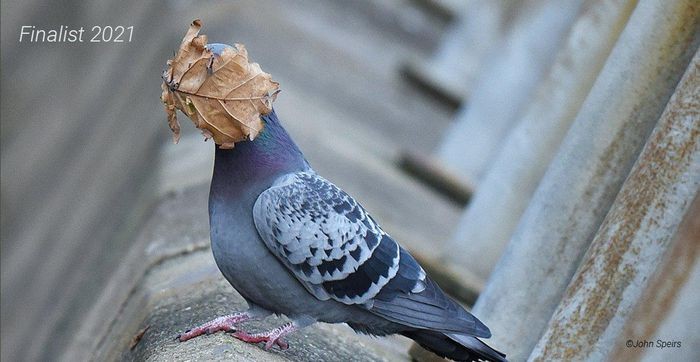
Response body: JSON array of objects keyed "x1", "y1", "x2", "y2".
[
  {"x1": 269, "y1": 338, "x2": 289, "y2": 350},
  {"x1": 177, "y1": 313, "x2": 251, "y2": 342},
  {"x1": 230, "y1": 322, "x2": 297, "y2": 350},
  {"x1": 231, "y1": 331, "x2": 289, "y2": 350}
]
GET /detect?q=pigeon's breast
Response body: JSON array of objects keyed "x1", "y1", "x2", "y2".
[
  {"x1": 209, "y1": 197, "x2": 355, "y2": 322},
  {"x1": 209, "y1": 197, "x2": 286, "y2": 303}
]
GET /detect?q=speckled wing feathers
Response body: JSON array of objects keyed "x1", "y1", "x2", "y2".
[{"x1": 254, "y1": 172, "x2": 415, "y2": 305}]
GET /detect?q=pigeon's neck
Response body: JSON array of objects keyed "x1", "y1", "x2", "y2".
[{"x1": 210, "y1": 110, "x2": 308, "y2": 203}]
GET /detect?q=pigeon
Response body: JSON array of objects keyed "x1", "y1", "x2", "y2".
[{"x1": 175, "y1": 53, "x2": 506, "y2": 362}]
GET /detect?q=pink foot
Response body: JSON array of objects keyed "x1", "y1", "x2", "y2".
[
  {"x1": 231, "y1": 322, "x2": 297, "y2": 350},
  {"x1": 178, "y1": 313, "x2": 251, "y2": 342}
]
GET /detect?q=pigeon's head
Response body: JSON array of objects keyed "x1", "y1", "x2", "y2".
[{"x1": 161, "y1": 19, "x2": 279, "y2": 149}]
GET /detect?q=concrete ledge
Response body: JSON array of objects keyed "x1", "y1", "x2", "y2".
[{"x1": 125, "y1": 251, "x2": 409, "y2": 361}]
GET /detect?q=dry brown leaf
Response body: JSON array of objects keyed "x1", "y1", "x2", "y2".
[{"x1": 161, "y1": 19, "x2": 280, "y2": 148}]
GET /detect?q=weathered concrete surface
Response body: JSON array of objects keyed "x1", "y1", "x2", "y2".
[
  {"x1": 471, "y1": 0, "x2": 700, "y2": 360},
  {"x1": 609, "y1": 193, "x2": 700, "y2": 362},
  {"x1": 529, "y1": 50, "x2": 700, "y2": 361},
  {"x1": 638, "y1": 256, "x2": 700, "y2": 362},
  {"x1": 444, "y1": 0, "x2": 638, "y2": 281},
  {"x1": 123, "y1": 252, "x2": 410, "y2": 362},
  {"x1": 65, "y1": 185, "x2": 212, "y2": 360}
]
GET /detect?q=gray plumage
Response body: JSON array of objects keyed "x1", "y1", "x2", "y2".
[{"x1": 199, "y1": 43, "x2": 505, "y2": 362}]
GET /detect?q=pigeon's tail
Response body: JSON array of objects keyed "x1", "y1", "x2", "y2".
[{"x1": 402, "y1": 330, "x2": 507, "y2": 362}]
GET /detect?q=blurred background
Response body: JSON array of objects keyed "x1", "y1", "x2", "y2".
[{"x1": 1, "y1": 0, "x2": 698, "y2": 361}]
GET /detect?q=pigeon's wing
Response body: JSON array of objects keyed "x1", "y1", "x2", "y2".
[
  {"x1": 254, "y1": 171, "x2": 490, "y2": 337},
  {"x1": 253, "y1": 171, "x2": 404, "y2": 305}
]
